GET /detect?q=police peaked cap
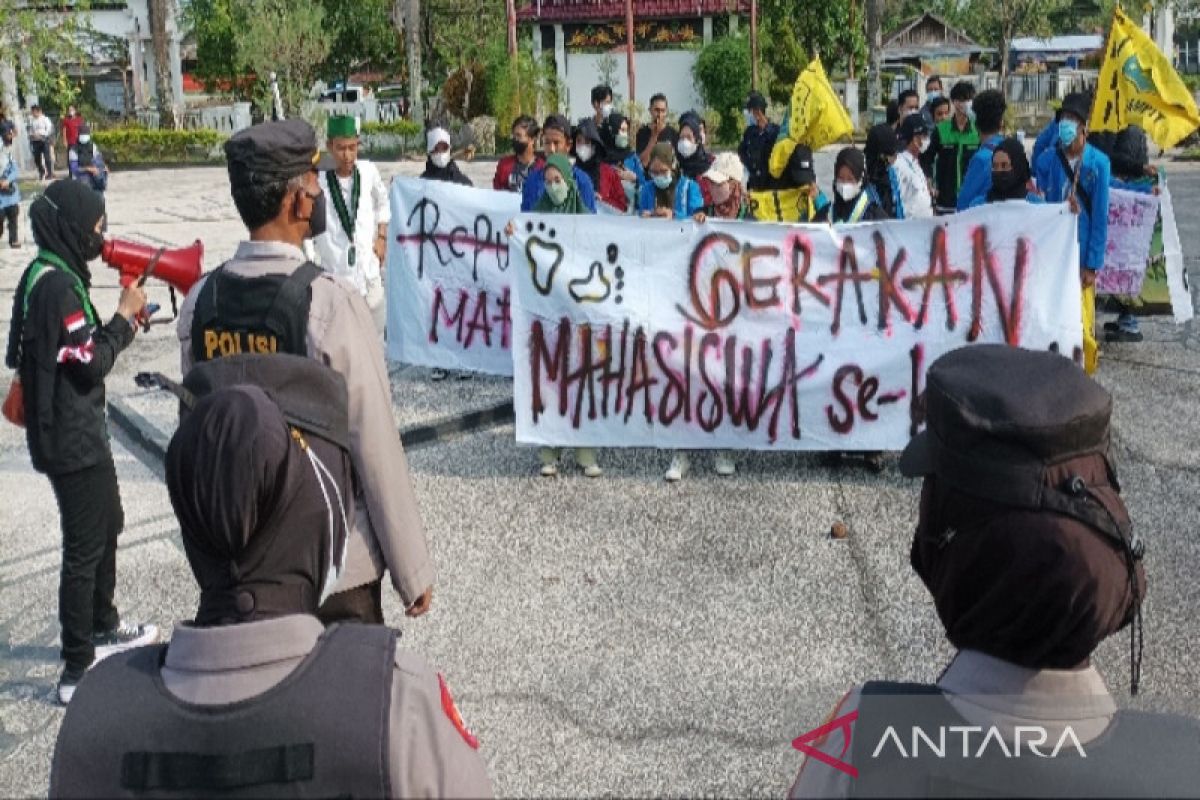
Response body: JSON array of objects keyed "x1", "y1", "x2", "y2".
[
  {"x1": 900, "y1": 344, "x2": 1113, "y2": 509},
  {"x1": 181, "y1": 353, "x2": 351, "y2": 452},
  {"x1": 225, "y1": 119, "x2": 336, "y2": 185}
]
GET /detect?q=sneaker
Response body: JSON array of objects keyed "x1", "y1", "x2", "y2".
[
  {"x1": 862, "y1": 452, "x2": 886, "y2": 473},
  {"x1": 430, "y1": 368, "x2": 448, "y2": 381},
  {"x1": 576, "y1": 448, "x2": 603, "y2": 478},
  {"x1": 455, "y1": 371, "x2": 473, "y2": 381},
  {"x1": 1102, "y1": 320, "x2": 1121, "y2": 333},
  {"x1": 540, "y1": 462, "x2": 559, "y2": 477},
  {"x1": 92, "y1": 621, "x2": 159, "y2": 662},
  {"x1": 1105, "y1": 328, "x2": 1144, "y2": 343},
  {"x1": 664, "y1": 453, "x2": 690, "y2": 482},
  {"x1": 56, "y1": 668, "x2": 85, "y2": 705},
  {"x1": 714, "y1": 452, "x2": 736, "y2": 476}
]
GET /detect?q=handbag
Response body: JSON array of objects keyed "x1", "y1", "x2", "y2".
[{"x1": 2, "y1": 377, "x2": 24, "y2": 427}]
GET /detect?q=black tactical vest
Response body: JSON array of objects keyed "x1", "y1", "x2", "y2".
[
  {"x1": 847, "y1": 681, "x2": 1200, "y2": 798},
  {"x1": 52, "y1": 623, "x2": 397, "y2": 798},
  {"x1": 190, "y1": 262, "x2": 322, "y2": 364}
]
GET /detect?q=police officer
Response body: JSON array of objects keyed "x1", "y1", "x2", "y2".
[
  {"x1": 176, "y1": 119, "x2": 434, "y2": 625},
  {"x1": 51, "y1": 368, "x2": 493, "y2": 798},
  {"x1": 790, "y1": 345, "x2": 1198, "y2": 798}
]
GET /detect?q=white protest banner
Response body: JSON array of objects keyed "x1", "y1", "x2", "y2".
[
  {"x1": 510, "y1": 201, "x2": 1082, "y2": 451},
  {"x1": 1158, "y1": 183, "x2": 1195, "y2": 323},
  {"x1": 1096, "y1": 188, "x2": 1161, "y2": 296},
  {"x1": 386, "y1": 178, "x2": 520, "y2": 375}
]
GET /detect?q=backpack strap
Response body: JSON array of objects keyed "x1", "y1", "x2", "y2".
[
  {"x1": 264, "y1": 261, "x2": 322, "y2": 343},
  {"x1": 1056, "y1": 146, "x2": 1094, "y2": 217}
]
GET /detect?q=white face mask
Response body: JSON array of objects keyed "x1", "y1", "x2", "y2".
[
  {"x1": 78, "y1": 134, "x2": 92, "y2": 145},
  {"x1": 918, "y1": 137, "x2": 931, "y2": 154},
  {"x1": 615, "y1": 132, "x2": 629, "y2": 148},
  {"x1": 744, "y1": 109, "x2": 756, "y2": 127},
  {"x1": 576, "y1": 143, "x2": 594, "y2": 162},
  {"x1": 677, "y1": 139, "x2": 697, "y2": 158},
  {"x1": 430, "y1": 151, "x2": 451, "y2": 169},
  {"x1": 836, "y1": 181, "x2": 861, "y2": 202},
  {"x1": 601, "y1": 103, "x2": 614, "y2": 118}
]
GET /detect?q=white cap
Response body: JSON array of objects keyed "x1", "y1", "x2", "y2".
[
  {"x1": 704, "y1": 151, "x2": 745, "y2": 185},
  {"x1": 426, "y1": 127, "x2": 451, "y2": 153}
]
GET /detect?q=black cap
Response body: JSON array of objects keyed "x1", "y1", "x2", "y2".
[
  {"x1": 745, "y1": 91, "x2": 767, "y2": 111},
  {"x1": 788, "y1": 143, "x2": 816, "y2": 185},
  {"x1": 900, "y1": 345, "x2": 1112, "y2": 506},
  {"x1": 224, "y1": 119, "x2": 335, "y2": 186},
  {"x1": 899, "y1": 113, "x2": 930, "y2": 141},
  {"x1": 1060, "y1": 92, "x2": 1091, "y2": 124}
]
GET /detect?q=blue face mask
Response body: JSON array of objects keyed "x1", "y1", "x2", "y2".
[
  {"x1": 1059, "y1": 120, "x2": 1079, "y2": 148},
  {"x1": 652, "y1": 173, "x2": 672, "y2": 190}
]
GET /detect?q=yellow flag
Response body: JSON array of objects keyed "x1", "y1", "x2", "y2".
[
  {"x1": 1091, "y1": 8, "x2": 1200, "y2": 149},
  {"x1": 788, "y1": 57, "x2": 854, "y2": 152}
]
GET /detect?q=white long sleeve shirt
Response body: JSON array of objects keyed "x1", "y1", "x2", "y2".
[
  {"x1": 313, "y1": 159, "x2": 391, "y2": 297},
  {"x1": 895, "y1": 150, "x2": 933, "y2": 219},
  {"x1": 28, "y1": 115, "x2": 53, "y2": 141}
]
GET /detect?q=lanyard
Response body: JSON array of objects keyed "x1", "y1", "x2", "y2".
[
  {"x1": 25, "y1": 250, "x2": 97, "y2": 324},
  {"x1": 326, "y1": 168, "x2": 361, "y2": 266}
]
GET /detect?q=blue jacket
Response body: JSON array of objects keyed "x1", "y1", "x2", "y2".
[
  {"x1": 521, "y1": 164, "x2": 596, "y2": 212},
  {"x1": 1035, "y1": 143, "x2": 1111, "y2": 271},
  {"x1": 956, "y1": 134, "x2": 1005, "y2": 211},
  {"x1": 638, "y1": 175, "x2": 704, "y2": 220},
  {"x1": 69, "y1": 147, "x2": 108, "y2": 193},
  {"x1": 1032, "y1": 121, "x2": 1058, "y2": 170},
  {"x1": 0, "y1": 146, "x2": 19, "y2": 209}
]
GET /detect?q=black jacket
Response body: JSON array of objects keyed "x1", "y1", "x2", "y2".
[
  {"x1": 14, "y1": 265, "x2": 133, "y2": 474},
  {"x1": 420, "y1": 159, "x2": 473, "y2": 186}
]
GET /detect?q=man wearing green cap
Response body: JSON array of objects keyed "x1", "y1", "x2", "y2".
[{"x1": 314, "y1": 115, "x2": 391, "y2": 334}]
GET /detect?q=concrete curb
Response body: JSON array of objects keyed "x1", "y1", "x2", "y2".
[{"x1": 107, "y1": 395, "x2": 515, "y2": 464}]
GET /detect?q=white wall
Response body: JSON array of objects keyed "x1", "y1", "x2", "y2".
[{"x1": 564, "y1": 50, "x2": 705, "y2": 123}]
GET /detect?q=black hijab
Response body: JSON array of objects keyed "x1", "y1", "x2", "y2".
[
  {"x1": 676, "y1": 111, "x2": 711, "y2": 179},
  {"x1": 987, "y1": 137, "x2": 1033, "y2": 202},
  {"x1": 601, "y1": 112, "x2": 633, "y2": 164},
  {"x1": 30, "y1": 179, "x2": 107, "y2": 282},
  {"x1": 864, "y1": 123, "x2": 899, "y2": 215},
  {"x1": 830, "y1": 147, "x2": 870, "y2": 221},
  {"x1": 574, "y1": 117, "x2": 605, "y2": 187},
  {"x1": 166, "y1": 386, "x2": 354, "y2": 626}
]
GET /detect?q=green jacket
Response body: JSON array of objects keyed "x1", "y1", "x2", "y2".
[{"x1": 930, "y1": 117, "x2": 979, "y2": 210}]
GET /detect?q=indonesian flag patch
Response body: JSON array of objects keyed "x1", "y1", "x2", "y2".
[
  {"x1": 438, "y1": 673, "x2": 480, "y2": 750},
  {"x1": 64, "y1": 311, "x2": 87, "y2": 334}
]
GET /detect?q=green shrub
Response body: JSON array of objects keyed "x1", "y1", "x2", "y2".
[
  {"x1": 92, "y1": 127, "x2": 226, "y2": 165},
  {"x1": 693, "y1": 34, "x2": 752, "y2": 146},
  {"x1": 361, "y1": 119, "x2": 423, "y2": 137}
]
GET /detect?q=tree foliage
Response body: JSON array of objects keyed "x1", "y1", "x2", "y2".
[
  {"x1": 320, "y1": 0, "x2": 400, "y2": 80},
  {"x1": 961, "y1": 0, "x2": 1071, "y2": 80},
  {"x1": 233, "y1": 0, "x2": 332, "y2": 117},
  {"x1": 182, "y1": 0, "x2": 244, "y2": 95},
  {"x1": 0, "y1": 0, "x2": 93, "y2": 112},
  {"x1": 760, "y1": 0, "x2": 865, "y2": 105},
  {"x1": 694, "y1": 33, "x2": 752, "y2": 145}
]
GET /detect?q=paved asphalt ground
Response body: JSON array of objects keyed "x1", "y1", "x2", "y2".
[{"x1": 1, "y1": 154, "x2": 1198, "y2": 797}]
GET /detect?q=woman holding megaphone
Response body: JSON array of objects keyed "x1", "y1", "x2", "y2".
[{"x1": 4, "y1": 179, "x2": 158, "y2": 705}]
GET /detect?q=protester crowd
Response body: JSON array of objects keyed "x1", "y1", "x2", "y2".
[{"x1": 3, "y1": 24, "x2": 1197, "y2": 794}]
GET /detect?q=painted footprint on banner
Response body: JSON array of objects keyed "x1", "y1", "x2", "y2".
[
  {"x1": 567, "y1": 244, "x2": 624, "y2": 305},
  {"x1": 525, "y1": 221, "x2": 563, "y2": 296}
]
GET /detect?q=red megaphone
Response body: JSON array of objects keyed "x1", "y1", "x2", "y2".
[{"x1": 101, "y1": 238, "x2": 203, "y2": 295}]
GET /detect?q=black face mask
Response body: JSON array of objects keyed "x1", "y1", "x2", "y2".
[
  {"x1": 307, "y1": 191, "x2": 327, "y2": 239},
  {"x1": 512, "y1": 138, "x2": 529, "y2": 156},
  {"x1": 991, "y1": 170, "x2": 1023, "y2": 197},
  {"x1": 81, "y1": 228, "x2": 105, "y2": 261}
]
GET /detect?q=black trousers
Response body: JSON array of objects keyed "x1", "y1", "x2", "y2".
[
  {"x1": 48, "y1": 456, "x2": 123, "y2": 676},
  {"x1": 317, "y1": 579, "x2": 384, "y2": 625},
  {"x1": 30, "y1": 140, "x2": 52, "y2": 178},
  {"x1": 0, "y1": 205, "x2": 17, "y2": 245}
]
